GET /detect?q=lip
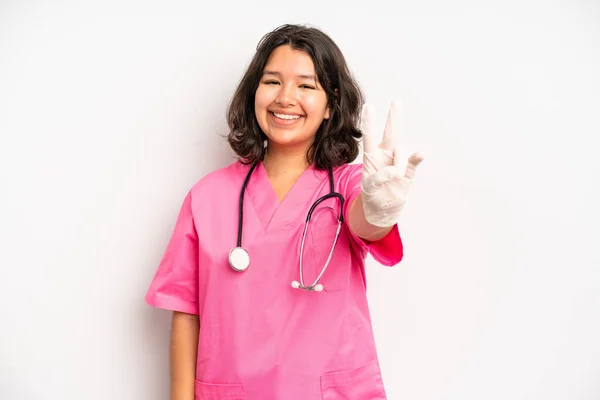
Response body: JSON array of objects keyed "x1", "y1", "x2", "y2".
[
  {"x1": 269, "y1": 109, "x2": 303, "y2": 116},
  {"x1": 269, "y1": 111, "x2": 303, "y2": 126}
]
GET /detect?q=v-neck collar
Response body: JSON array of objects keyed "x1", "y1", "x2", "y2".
[{"x1": 244, "y1": 161, "x2": 327, "y2": 232}]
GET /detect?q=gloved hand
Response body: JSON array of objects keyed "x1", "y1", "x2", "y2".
[{"x1": 360, "y1": 100, "x2": 424, "y2": 228}]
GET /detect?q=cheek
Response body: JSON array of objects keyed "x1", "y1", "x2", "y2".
[
  {"x1": 255, "y1": 86, "x2": 274, "y2": 110},
  {"x1": 301, "y1": 94, "x2": 328, "y2": 116},
  {"x1": 254, "y1": 93, "x2": 264, "y2": 113},
  {"x1": 254, "y1": 89, "x2": 273, "y2": 132}
]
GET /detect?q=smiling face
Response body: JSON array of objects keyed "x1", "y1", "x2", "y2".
[{"x1": 254, "y1": 45, "x2": 331, "y2": 154}]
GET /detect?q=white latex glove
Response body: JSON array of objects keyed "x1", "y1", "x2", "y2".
[{"x1": 360, "y1": 101, "x2": 424, "y2": 227}]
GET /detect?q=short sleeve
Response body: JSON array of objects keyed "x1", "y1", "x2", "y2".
[
  {"x1": 145, "y1": 191, "x2": 199, "y2": 315},
  {"x1": 342, "y1": 163, "x2": 404, "y2": 267}
]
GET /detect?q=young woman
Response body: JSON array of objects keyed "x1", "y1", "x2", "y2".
[{"x1": 145, "y1": 23, "x2": 423, "y2": 400}]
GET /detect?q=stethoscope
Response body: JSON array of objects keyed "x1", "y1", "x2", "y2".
[{"x1": 228, "y1": 162, "x2": 345, "y2": 291}]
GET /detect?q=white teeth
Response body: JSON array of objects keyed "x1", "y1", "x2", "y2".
[{"x1": 273, "y1": 112, "x2": 300, "y2": 120}]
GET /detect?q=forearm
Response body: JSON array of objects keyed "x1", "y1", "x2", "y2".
[
  {"x1": 170, "y1": 311, "x2": 200, "y2": 400},
  {"x1": 348, "y1": 195, "x2": 393, "y2": 242}
]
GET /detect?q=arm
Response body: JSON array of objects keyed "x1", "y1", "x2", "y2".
[{"x1": 170, "y1": 311, "x2": 199, "y2": 400}]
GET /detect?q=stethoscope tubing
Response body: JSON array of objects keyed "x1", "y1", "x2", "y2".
[{"x1": 232, "y1": 161, "x2": 344, "y2": 292}]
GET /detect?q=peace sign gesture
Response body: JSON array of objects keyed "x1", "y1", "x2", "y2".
[{"x1": 360, "y1": 101, "x2": 424, "y2": 227}]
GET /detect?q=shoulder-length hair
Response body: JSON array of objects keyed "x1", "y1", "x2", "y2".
[{"x1": 226, "y1": 24, "x2": 364, "y2": 170}]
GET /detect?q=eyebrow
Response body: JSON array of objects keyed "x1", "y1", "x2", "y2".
[{"x1": 262, "y1": 70, "x2": 317, "y2": 81}]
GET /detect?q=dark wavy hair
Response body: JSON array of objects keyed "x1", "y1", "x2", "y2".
[{"x1": 226, "y1": 24, "x2": 364, "y2": 170}]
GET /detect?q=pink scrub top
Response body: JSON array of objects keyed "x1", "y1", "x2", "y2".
[{"x1": 145, "y1": 161, "x2": 403, "y2": 400}]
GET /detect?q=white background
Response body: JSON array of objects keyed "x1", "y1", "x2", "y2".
[{"x1": 1, "y1": 1, "x2": 599, "y2": 399}]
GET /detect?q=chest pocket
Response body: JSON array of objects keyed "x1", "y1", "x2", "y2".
[{"x1": 307, "y1": 206, "x2": 351, "y2": 292}]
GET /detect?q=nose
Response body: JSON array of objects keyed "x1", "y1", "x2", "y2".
[{"x1": 276, "y1": 84, "x2": 296, "y2": 106}]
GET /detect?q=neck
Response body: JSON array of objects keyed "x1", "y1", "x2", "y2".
[{"x1": 262, "y1": 142, "x2": 311, "y2": 178}]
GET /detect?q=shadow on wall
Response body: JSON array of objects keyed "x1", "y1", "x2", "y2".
[{"x1": 140, "y1": 298, "x2": 172, "y2": 400}]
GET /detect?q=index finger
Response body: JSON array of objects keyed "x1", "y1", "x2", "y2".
[
  {"x1": 381, "y1": 100, "x2": 403, "y2": 150},
  {"x1": 360, "y1": 103, "x2": 376, "y2": 154}
]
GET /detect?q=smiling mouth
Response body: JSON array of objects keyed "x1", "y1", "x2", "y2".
[{"x1": 271, "y1": 111, "x2": 302, "y2": 120}]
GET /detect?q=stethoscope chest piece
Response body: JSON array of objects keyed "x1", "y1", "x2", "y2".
[{"x1": 229, "y1": 247, "x2": 250, "y2": 272}]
